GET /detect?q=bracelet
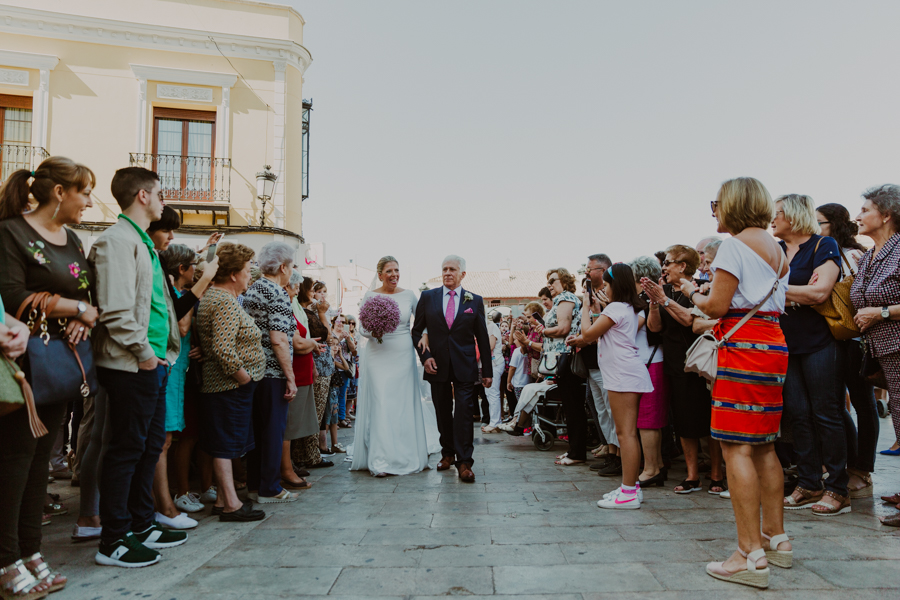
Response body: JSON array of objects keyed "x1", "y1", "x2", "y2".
[{"x1": 689, "y1": 290, "x2": 699, "y2": 302}]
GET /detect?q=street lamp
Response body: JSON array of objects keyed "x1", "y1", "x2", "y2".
[{"x1": 255, "y1": 165, "x2": 277, "y2": 227}]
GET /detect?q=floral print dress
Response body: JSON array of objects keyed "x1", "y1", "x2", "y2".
[{"x1": 542, "y1": 291, "x2": 582, "y2": 358}]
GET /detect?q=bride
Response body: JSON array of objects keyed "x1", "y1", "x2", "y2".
[{"x1": 350, "y1": 256, "x2": 432, "y2": 476}]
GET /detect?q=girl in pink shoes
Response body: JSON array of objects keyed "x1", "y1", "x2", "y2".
[{"x1": 568, "y1": 263, "x2": 653, "y2": 509}]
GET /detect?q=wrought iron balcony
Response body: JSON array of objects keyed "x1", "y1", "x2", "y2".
[
  {"x1": 1, "y1": 144, "x2": 50, "y2": 182},
  {"x1": 128, "y1": 153, "x2": 231, "y2": 203}
]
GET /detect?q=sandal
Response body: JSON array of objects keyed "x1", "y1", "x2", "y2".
[
  {"x1": 811, "y1": 491, "x2": 851, "y2": 516},
  {"x1": 847, "y1": 468, "x2": 873, "y2": 499},
  {"x1": 783, "y1": 486, "x2": 822, "y2": 510},
  {"x1": 674, "y1": 479, "x2": 702, "y2": 494},
  {"x1": 708, "y1": 479, "x2": 727, "y2": 495},
  {"x1": 591, "y1": 445, "x2": 609, "y2": 457},
  {"x1": 23, "y1": 554, "x2": 65, "y2": 594},
  {"x1": 706, "y1": 547, "x2": 769, "y2": 589},
  {"x1": 281, "y1": 478, "x2": 312, "y2": 491},
  {"x1": 556, "y1": 452, "x2": 568, "y2": 460},
  {"x1": 555, "y1": 457, "x2": 585, "y2": 466},
  {"x1": 0, "y1": 560, "x2": 47, "y2": 600},
  {"x1": 881, "y1": 492, "x2": 900, "y2": 504},
  {"x1": 761, "y1": 532, "x2": 792, "y2": 568}
]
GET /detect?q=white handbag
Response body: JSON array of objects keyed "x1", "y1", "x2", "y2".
[
  {"x1": 538, "y1": 350, "x2": 560, "y2": 376},
  {"x1": 684, "y1": 252, "x2": 784, "y2": 382}
]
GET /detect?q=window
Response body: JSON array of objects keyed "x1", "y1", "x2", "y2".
[
  {"x1": 152, "y1": 108, "x2": 215, "y2": 200},
  {"x1": 0, "y1": 94, "x2": 34, "y2": 181}
]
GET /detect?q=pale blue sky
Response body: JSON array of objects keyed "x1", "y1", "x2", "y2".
[{"x1": 291, "y1": 0, "x2": 900, "y2": 290}]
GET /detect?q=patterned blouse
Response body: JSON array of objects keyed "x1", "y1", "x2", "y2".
[
  {"x1": 850, "y1": 232, "x2": 900, "y2": 358},
  {"x1": 197, "y1": 287, "x2": 265, "y2": 393},
  {"x1": 305, "y1": 308, "x2": 334, "y2": 378},
  {"x1": 542, "y1": 291, "x2": 582, "y2": 356},
  {"x1": 242, "y1": 277, "x2": 296, "y2": 379}
]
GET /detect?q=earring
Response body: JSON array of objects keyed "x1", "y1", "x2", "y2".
[{"x1": 51, "y1": 199, "x2": 62, "y2": 220}]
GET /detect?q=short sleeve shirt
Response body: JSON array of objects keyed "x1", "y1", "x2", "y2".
[
  {"x1": 778, "y1": 234, "x2": 840, "y2": 355},
  {"x1": 487, "y1": 322, "x2": 504, "y2": 361},
  {"x1": 509, "y1": 347, "x2": 530, "y2": 387},
  {"x1": 658, "y1": 285, "x2": 697, "y2": 378},
  {"x1": 242, "y1": 277, "x2": 296, "y2": 378}
]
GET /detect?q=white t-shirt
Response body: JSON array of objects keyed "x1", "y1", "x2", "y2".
[
  {"x1": 839, "y1": 247, "x2": 863, "y2": 279},
  {"x1": 635, "y1": 318, "x2": 664, "y2": 365},
  {"x1": 487, "y1": 322, "x2": 504, "y2": 361},
  {"x1": 509, "y1": 347, "x2": 530, "y2": 387},
  {"x1": 709, "y1": 237, "x2": 788, "y2": 313}
]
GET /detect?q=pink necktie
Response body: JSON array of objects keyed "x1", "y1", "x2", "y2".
[{"x1": 446, "y1": 290, "x2": 456, "y2": 329}]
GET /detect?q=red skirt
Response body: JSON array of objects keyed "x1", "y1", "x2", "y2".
[{"x1": 710, "y1": 311, "x2": 788, "y2": 445}]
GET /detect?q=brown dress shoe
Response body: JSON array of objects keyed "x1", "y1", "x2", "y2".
[
  {"x1": 437, "y1": 456, "x2": 455, "y2": 471},
  {"x1": 458, "y1": 464, "x2": 475, "y2": 483}
]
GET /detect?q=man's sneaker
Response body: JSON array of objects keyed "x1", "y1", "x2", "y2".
[
  {"x1": 174, "y1": 493, "x2": 204, "y2": 513},
  {"x1": 134, "y1": 523, "x2": 188, "y2": 549},
  {"x1": 199, "y1": 486, "x2": 217, "y2": 504},
  {"x1": 596, "y1": 456, "x2": 622, "y2": 477},
  {"x1": 154, "y1": 512, "x2": 198, "y2": 530},
  {"x1": 597, "y1": 488, "x2": 641, "y2": 510},
  {"x1": 602, "y1": 485, "x2": 643, "y2": 503},
  {"x1": 95, "y1": 533, "x2": 160, "y2": 568}
]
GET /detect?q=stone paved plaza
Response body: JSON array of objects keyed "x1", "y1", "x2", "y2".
[{"x1": 43, "y1": 421, "x2": 900, "y2": 599}]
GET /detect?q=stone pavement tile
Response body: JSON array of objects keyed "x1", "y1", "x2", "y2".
[
  {"x1": 312, "y1": 511, "x2": 435, "y2": 528},
  {"x1": 659, "y1": 507, "x2": 737, "y2": 524},
  {"x1": 584, "y1": 592, "x2": 763, "y2": 600},
  {"x1": 491, "y1": 525, "x2": 623, "y2": 545},
  {"x1": 339, "y1": 491, "x2": 439, "y2": 502},
  {"x1": 329, "y1": 566, "x2": 494, "y2": 596},
  {"x1": 697, "y1": 537, "x2": 860, "y2": 562},
  {"x1": 382, "y1": 500, "x2": 489, "y2": 514},
  {"x1": 762, "y1": 590, "x2": 900, "y2": 600},
  {"x1": 411, "y1": 596, "x2": 582, "y2": 600},
  {"x1": 487, "y1": 500, "x2": 601, "y2": 514},
  {"x1": 544, "y1": 509, "x2": 667, "y2": 526},
  {"x1": 485, "y1": 482, "x2": 578, "y2": 493},
  {"x1": 802, "y1": 558, "x2": 900, "y2": 588},
  {"x1": 525, "y1": 470, "x2": 599, "y2": 483},
  {"x1": 244, "y1": 527, "x2": 368, "y2": 545},
  {"x1": 360, "y1": 527, "x2": 492, "y2": 546},
  {"x1": 439, "y1": 491, "x2": 536, "y2": 502},
  {"x1": 431, "y1": 513, "x2": 550, "y2": 528},
  {"x1": 171, "y1": 566, "x2": 341, "y2": 595},
  {"x1": 204, "y1": 542, "x2": 291, "y2": 566},
  {"x1": 277, "y1": 544, "x2": 422, "y2": 567},
  {"x1": 616, "y1": 522, "x2": 738, "y2": 542},
  {"x1": 559, "y1": 540, "x2": 715, "y2": 564},
  {"x1": 645, "y1": 561, "x2": 837, "y2": 591},
  {"x1": 494, "y1": 563, "x2": 663, "y2": 594},
  {"x1": 532, "y1": 490, "x2": 611, "y2": 502},
  {"x1": 834, "y1": 533, "x2": 900, "y2": 558},
  {"x1": 418, "y1": 543, "x2": 567, "y2": 567},
  {"x1": 254, "y1": 512, "x2": 335, "y2": 529},
  {"x1": 784, "y1": 518, "x2": 893, "y2": 538}
]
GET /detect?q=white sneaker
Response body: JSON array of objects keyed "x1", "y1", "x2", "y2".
[
  {"x1": 72, "y1": 524, "x2": 102, "y2": 542},
  {"x1": 601, "y1": 486, "x2": 643, "y2": 503},
  {"x1": 199, "y1": 486, "x2": 217, "y2": 504},
  {"x1": 154, "y1": 512, "x2": 199, "y2": 530},
  {"x1": 174, "y1": 493, "x2": 204, "y2": 513},
  {"x1": 720, "y1": 490, "x2": 731, "y2": 499},
  {"x1": 597, "y1": 488, "x2": 641, "y2": 509}
]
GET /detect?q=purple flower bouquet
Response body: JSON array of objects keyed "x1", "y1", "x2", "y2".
[{"x1": 359, "y1": 295, "x2": 401, "y2": 344}]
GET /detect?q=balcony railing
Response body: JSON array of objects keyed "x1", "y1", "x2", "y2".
[
  {"x1": 1, "y1": 145, "x2": 50, "y2": 183},
  {"x1": 128, "y1": 153, "x2": 231, "y2": 203}
]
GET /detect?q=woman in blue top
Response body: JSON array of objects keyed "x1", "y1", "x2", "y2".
[{"x1": 772, "y1": 194, "x2": 848, "y2": 516}]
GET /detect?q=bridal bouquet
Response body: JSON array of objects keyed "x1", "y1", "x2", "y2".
[{"x1": 359, "y1": 295, "x2": 400, "y2": 344}]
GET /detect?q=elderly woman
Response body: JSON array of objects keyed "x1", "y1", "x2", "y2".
[
  {"x1": 482, "y1": 311, "x2": 506, "y2": 433},
  {"x1": 310, "y1": 282, "x2": 336, "y2": 457},
  {"x1": 772, "y1": 194, "x2": 847, "y2": 516},
  {"x1": 542, "y1": 268, "x2": 585, "y2": 466},
  {"x1": 683, "y1": 177, "x2": 791, "y2": 589},
  {"x1": 850, "y1": 185, "x2": 900, "y2": 524},
  {"x1": 642, "y1": 245, "x2": 725, "y2": 494},
  {"x1": 630, "y1": 256, "x2": 669, "y2": 487},
  {"x1": 816, "y1": 203, "x2": 877, "y2": 499},
  {"x1": 241, "y1": 242, "x2": 299, "y2": 503},
  {"x1": 538, "y1": 287, "x2": 553, "y2": 313},
  {"x1": 196, "y1": 243, "x2": 266, "y2": 522}
]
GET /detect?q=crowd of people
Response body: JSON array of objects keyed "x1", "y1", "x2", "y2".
[{"x1": 0, "y1": 158, "x2": 899, "y2": 595}]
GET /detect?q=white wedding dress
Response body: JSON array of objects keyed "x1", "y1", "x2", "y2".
[{"x1": 350, "y1": 289, "x2": 434, "y2": 475}]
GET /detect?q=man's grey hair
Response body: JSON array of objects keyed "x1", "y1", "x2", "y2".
[
  {"x1": 863, "y1": 184, "x2": 900, "y2": 229},
  {"x1": 630, "y1": 255, "x2": 662, "y2": 283},
  {"x1": 443, "y1": 254, "x2": 466, "y2": 272},
  {"x1": 587, "y1": 253, "x2": 612, "y2": 269},
  {"x1": 696, "y1": 236, "x2": 722, "y2": 252},
  {"x1": 288, "y1": 269, "x2": 303, "y2": 286},
  {"x1": 258, "y1": 242, "x2": 295, "y2": 275},
  {"x1": 704, "y1": 239, "x2": 724, "y2": 262}
]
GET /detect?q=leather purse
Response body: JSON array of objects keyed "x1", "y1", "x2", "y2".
[
  {"x1": 812, "y1": 247, "x2": 859, "y2": 340},
  {"x1": 860, "y1": 339, "x2": 888, "y2": 390},
  {"x1": 559, "y1": 349, "x2": 587, "y2": 379},
  {"x1": 538, "y1": 350, "x2": 560, "y2": 376},
  {"x1": 684, "y1": 252, "x2": 784, "y2": 382},
  {"x1": 15, "y1": 292, "x2": 97, "y2": 405},
  {"x1": 0, "y1": 354, "x2": 47, "y2": 437}
]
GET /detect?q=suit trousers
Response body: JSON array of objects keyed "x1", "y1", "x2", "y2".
[
  {"x1": 246, "y1": 377, "x2": 289, "y2": 498},
  {"x1": 430, "y1": 378, "x2": 476, "y2": 467}
]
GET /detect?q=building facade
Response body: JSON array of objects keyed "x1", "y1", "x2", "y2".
[
  {"x1": 426, "y1": 269, "x2": 551, "y2": 317},
  {"x1": 0, "y1": 0, "x2": 311, "y2": 251}
]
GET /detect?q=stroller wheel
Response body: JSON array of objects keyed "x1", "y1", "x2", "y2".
[{"x1": 532, "y1": 430, "x2": 555, "y2": 451}]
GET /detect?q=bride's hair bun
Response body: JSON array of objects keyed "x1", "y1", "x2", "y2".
[{"x1": 377, "y1": 256, "x2": 399, "y2": 275}]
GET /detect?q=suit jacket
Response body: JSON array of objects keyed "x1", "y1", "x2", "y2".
[{"x1": 412, "y1": 287, "x2": 493, "y2": 383}]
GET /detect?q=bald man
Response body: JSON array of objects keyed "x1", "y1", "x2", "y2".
[{"x1": 694, "y1": 236, "x2": 721, "y2": 282}]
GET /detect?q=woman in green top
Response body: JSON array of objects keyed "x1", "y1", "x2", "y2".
[{"x1": 0, "y1": 156, "x2": 97, "y2": 597}]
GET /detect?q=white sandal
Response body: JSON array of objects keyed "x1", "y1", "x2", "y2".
[
  {"x1": 706, "y1": 547, "x2": 769, "y2": 589},
  {"x1": 761, "y1": 532, "x2": 792, "y2": 569},
  {"x1": 0, "y1": 560, "x2": 47, "y2": 599}
]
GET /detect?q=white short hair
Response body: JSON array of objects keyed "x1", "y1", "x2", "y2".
[
  {"x1": 258, "y1": 242, "x2": 295, "y2": 275},
  {"x1": 443, "y1": 254, "x2": 466, "y2": 272}
]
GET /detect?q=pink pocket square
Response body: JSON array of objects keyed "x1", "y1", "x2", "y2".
[{"x1": 464, "y1": 308, "x2": 474, "y2": 314}]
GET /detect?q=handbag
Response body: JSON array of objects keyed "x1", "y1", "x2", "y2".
[
  {"x1": 15, "y1": 292, "x2": 97, "y2": 405},
  {"x1": 570, "y1": 350, "x2": 588, "y2": 379},
  {"x1": 0, "y1": 354, "x2": 47, "y2": 437},
  {"x1": 860, "y1": 338, "x2": 889, "y2": 389},
  {"x1": 684, "y1": 251, "x2": 785, "y2": 382},
  {"x1": 646, "y1": 344, "x2": 660, "y2": 367},
  {"x1": 538, "y1": 350, "x2": 560, "y2": 376},
  {"x1": 559, "y1": 349, "x2": 587, "y2": 379},
  {"x1": 812, "y1": 247, "x2": 859, "y2": 340}
]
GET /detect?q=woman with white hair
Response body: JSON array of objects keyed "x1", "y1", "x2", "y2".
[{"x1": 241, "y1": 241, "x2": 300, "y2": 503}]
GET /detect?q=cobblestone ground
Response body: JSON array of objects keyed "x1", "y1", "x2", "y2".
[{"x1": 43, "y1": 414, "x2": 900, "y2": 599}]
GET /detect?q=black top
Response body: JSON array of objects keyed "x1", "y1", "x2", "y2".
[
  {"x1": 0, "y1": 216, "x2": 93, "y2": 332},
  {"x1": 657, "y1": 284, "x2": 697, "y2": 378},
  {"x1": 778, "y1": 234, "x2": 840, "y2": 355}
]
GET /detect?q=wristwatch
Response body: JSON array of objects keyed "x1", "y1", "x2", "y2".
[
  {"x1": 76, "y1": 301, "x2": 87, "y2": 319},
  {"x1": 882, "y1": 306, "x2": 890, "y2": 320},
  {"x1": 663, "y1": 300, "x2": 671, "y2": 308},
  {"x1": 689, "y1": 290, "x2": 700, "y2": 302}
]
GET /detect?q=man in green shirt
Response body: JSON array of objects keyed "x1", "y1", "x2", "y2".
[{"x1": 88, "y1": 167, "x2": 186, "y2": 568}]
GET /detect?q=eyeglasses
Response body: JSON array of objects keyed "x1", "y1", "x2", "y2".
[
  {"x1": 662, "y1": 259, "x2": 682, "y2": 267},
  {"x1": 710, "y1": 201, "x2": 719, "y2": 213},
  {"x1": 547, "y1": 276, "x2": 559, "y2": 284},
  {"x1": 817, "y1": 221, "x2": 830, "y2": 226}
]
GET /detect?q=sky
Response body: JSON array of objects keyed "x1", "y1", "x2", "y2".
[{"x1": 289, "y1": 0, "x2": 900, "y2": 290}]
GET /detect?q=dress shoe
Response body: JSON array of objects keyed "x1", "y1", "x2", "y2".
[
  {"x1": 437, "y1": 456, "x2": 455, "y2": 471},
  {"x1": 458, "y1": 464, "x2": 475, "y2": 483}
]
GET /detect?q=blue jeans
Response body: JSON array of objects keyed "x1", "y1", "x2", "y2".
[
  {"x1": 246, "y1": 377, "x2": 289, "y2": 497},
  {"x1": 337, "y1": 374, "x2": 350, "y2": 421},
  {"x1": 98, "y1": 365, "x2": 168, "y2": 544},
  {"x1": 837, "y1": 339, "x2": 879, "y2": 473},
  {"x1": 782, "y1": 341, "x2": 849, "y2": 496}
]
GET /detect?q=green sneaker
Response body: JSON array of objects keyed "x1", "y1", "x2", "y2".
[
  {"x1": 95, "y1": 532, "x2": 160, "y2": 568},
  {"x1": 134, "y1": 522, "x2": 188, "y2": 549}
]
